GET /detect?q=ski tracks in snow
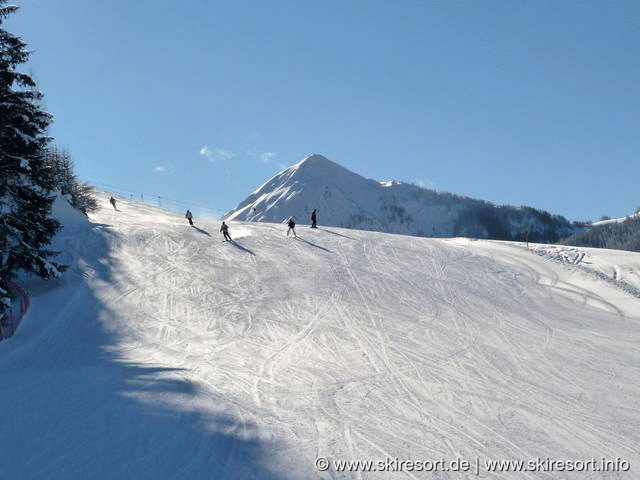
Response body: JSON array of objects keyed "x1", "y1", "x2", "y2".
[{"x1": 34, "y1": 200, "x2": 640, "y2": 479}]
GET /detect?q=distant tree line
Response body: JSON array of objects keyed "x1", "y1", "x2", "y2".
[
  {"x1": 335, "y1": 185, "x2": 586, "y2": 243},
  {"x1": 43, "y1": 147, "x2": 98, "y2": 214},
  {"x1": 560, "y1": 216, "x2": 640, "y2": 253},
  {"x1": 453, "y1": 203, "x2": 580, "y2": 243},
  {"x1": 402, "y1": 186, "x2": 583, "y2": 243}
]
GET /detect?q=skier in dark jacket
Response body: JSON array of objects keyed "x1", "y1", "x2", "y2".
[
  {"x1": 311, "y1": 209, "x2": 317, "y2": 228},
  {"x1": 220, "y1": 221, "x2": 232, "y2": 241},
  {"x1": 287, "y1": 217, "x2": 296, "y2": 237},
  {"x1": 109, "y1": 196, "x2": 117, "y2": 210},
  {"x1": 185, "y1": 210, "x2": 193, "y2": 226}
]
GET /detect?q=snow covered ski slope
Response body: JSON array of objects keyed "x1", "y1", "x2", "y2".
[{"x1": 1, "y1": 195, "x2": 639, "y2": 479}]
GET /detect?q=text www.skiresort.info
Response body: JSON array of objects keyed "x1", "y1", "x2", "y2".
[{"x1": 315, "y1": 456, "x2": 631, "y2": 475}]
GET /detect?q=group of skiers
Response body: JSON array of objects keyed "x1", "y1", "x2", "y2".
[
  {"x1": 185, "y1": 210, "x2": 232, "y2": 241},
  {"x1": 285, "y1": 208, "x2": 317, "y2": 237},
  {"x1": 185, "y1": 208, "x2": 319, "y2": 241},
  {"x1": 109, "y1": 195, "x2": 318, "y2": 243},
  {"x1": 109, "y1": 196, "x2": 234, "y2": 242}
]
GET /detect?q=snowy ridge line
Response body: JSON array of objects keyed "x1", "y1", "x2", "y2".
[
  {"x1": 0, "y1": 282, "x2": 30, "y2": 340},
  {"x1": 591, "y1": 211, "x2": 640, "y2": 226},
  {"x1": 528, "y1": 245, "x2": 640, "y2": 300},
  {"x1": 87, "y1": 180, "x2": 224, "y2": 217}
]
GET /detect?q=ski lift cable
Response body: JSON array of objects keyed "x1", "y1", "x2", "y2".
[{"x1": 83, "y1": 179, "x2": 225, "y2": 217}]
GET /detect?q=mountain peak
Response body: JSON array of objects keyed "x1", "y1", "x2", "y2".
[
  {"x1": 282, "y1": 154, "x2": 362, "y2": 184},
  {"x1": 224, "y1": 155, "x2": 373, "y2": 223},
  {"x1": 293, "y1": 154, "x2": 338, "y2": 172},
  {"x1": 224, "y1": 154, "x2": 577, "y2": 242},
  {"x1": 298, "y1": 154, "x2": 330, "y2": 165}
]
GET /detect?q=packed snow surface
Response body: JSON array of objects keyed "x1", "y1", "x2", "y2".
[{"x1": 1, "y1": 195, "x2": 639, "y2": 479}]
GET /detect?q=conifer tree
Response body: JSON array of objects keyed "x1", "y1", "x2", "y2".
[
  {"x1": 0, "y1": 2, "x2": 65, "y2": 327},
  {"x1": 44, "y1": 146, "x2": 98, "y2": 214}
]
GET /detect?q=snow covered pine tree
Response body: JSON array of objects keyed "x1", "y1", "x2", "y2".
[{"x1": 0, "y1": 2, "x2": 65, "y2": 330}]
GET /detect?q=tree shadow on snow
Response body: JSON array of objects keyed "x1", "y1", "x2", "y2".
[{"x1": 0, "y1": 218, "x2": 294, "y2": 480}]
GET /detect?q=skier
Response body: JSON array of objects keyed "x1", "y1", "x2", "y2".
[
  {"x1": 109, "y1": 196, "x2": 117, "y2": 210},
  {"x1": 220, "y1": 221, "x2": 232, "y2": 241},
  {"x1": 287, "y1": 217, "x2": 297, "y2": 237},
  {"x1": 185, "y1": 209, "x2": 193, "y2": 226},
  {"x1": 311, "y1": 209, "x2": 317, "y2": 228}
]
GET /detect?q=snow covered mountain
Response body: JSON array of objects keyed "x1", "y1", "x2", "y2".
[
  {"x1": 2, "y1": 194, "x2": 639, "y2": 479},
  {"x1": 224, "y1": 155, "x2": 578, "y2": 242}
]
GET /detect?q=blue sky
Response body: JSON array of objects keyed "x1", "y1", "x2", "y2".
[{"x1": 7, "y1": 0, "x2": 639, "y2": 221}]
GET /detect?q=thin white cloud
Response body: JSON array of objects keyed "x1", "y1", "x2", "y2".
[
  {"x1": 200, "y1": 146, "x2": 234, "y2": 162},
  {"x1": 199, "y1": 146, "x2": 214, "y2": 161},
  {"x1": 261, "y1": 152, "x2": 276, "y2": 164},
  {"x1": 214, "y1": 148, "x2": 235, "y2": 161},
  {"x1": 153, "y1": 164, "x2": 173, "y2": 175}
]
